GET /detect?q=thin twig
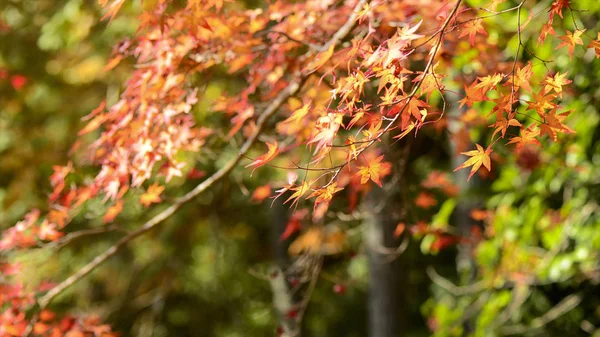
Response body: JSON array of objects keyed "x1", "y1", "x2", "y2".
[
  {"x1": 426, "y1": 266, "x2": 487, "y2": 296},
  {"x1": 501, "y1": 293, "x2": 582, "y2": 335}
]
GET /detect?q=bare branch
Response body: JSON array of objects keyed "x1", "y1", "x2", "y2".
[
  {"x1": 501, "y1": 294, "x2": 582, "y2": 335},
  {"x1": 426, "y1": 266, "x2": 487, "y2": 296}
]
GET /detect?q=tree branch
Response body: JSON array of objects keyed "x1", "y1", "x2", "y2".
[
  {"x1": 501, "y1": 293, "x2": 582, "y2": 335},
  {"x1": 35, "y1": 0, "x2": 368, "y2": 313}
]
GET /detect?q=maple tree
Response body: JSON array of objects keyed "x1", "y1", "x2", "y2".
[{"x1": 1, "y1": 0, "x2": 600, "y2": 336}]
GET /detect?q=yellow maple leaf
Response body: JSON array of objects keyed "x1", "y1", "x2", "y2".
[
  {"x1": 140, "y1": 183, "x2": 165, "y2": 207},
  {"x1": 543, "y1": 72, "x2": 571, "y2": 97},
  {"x1": 453, "y1": 144, "x2": 492, "y2": 181},
  {"x1": 308, "y1": 183, "x2": 343, "y2": 207},
  {"x1": 303, "y1": 44, "x2": 334, "y2": 74},
  {"x1": 284, "y1": 181, "x2": 311, "y2": 207}
]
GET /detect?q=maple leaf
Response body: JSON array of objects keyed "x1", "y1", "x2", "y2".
[
  {"x1": 459, "y1": 19, "x2": 487, "y2": 46},
  {"x1": 490, "y1": 111, "x2": 521, "y2": 139},
  {"x1": 475, "y1": 73, "x2": 503, "y2": 92},
  {"x1": 288, "y1": 226, "x2": 345, "y2": 256},
  {"x1": 304, "y1": 44, "x2": 334, "y2": 74},
  {"x1": 549, "y1": 0, "x2": 570, "y2": 20},
  {"x1": 246, "y1": 141, "x2": 279, "y2": 173},
  {"x1": 356, "y1": 155, "x2": 390, "y2": 187},
  {"x1": 393, "y1": 121, "x2": 415, "y2": 140},
  {"x1": 393, "y1": 98, "x2": 428, "y2": 130},
  {"x1": 356, "y1": 2, "x2": 372, "y2": 23},
  {"x1": 280, "y1": 210, "x2": 306, "y2": 241},
  {"x1": 538, "y1": 23, "x2": 555, "y2": 45},
  {"x1": 459, "y1": 82, "x2": 486, "y2": 108},
  {"x1": 309, "y1": 113, "x2": 343, "y2": 161},
  {"x1": 415, "y1": 192, "x2": 437, "y2": 209},
  {"x1": 543, "y1": 72, "x2": 571, "y2": 97},
  {"x1": 38, "y1": 221, "x2": 63, "y2": 241},
  {"x1": 422, "y1": 171, "x2": 459, "y2": 196},
  {"x1": 252, "y1": 184, "x2": 271, "y2": 203},
  {"x1": 587, "y1": 33, "x2": 600, "y2": 58},
  {"x1": 279, "y1": 103, "x2": 310, "y2": 128},
  {"x1": 140, "y1": 183, "x2": 165, "y2": 207},
  {"x1": 526, "y1": 90, "x2": 557, "y2": 116},
  {"x1": 308, "y1": 183, "x2": 343, "y2": 208},
  {"x1": 453, "y1": 144, "x2": 492, "y2": 181},
  {"x1": 470, "y1": 209, "x2": 490, "y2": 221},
  {"x1": 284, "y1": 181, "x2": 311, "y2": 207},
  {"x1": 393, "y1": 223, "x2": 406, "y2": 238},
  {"x1": 103, "y1": 200, "x2": 123, "y2": 223},
  {"x1": 347, "y1": 110, "x2": 365, "y2": 130},
  {"x1": 384, "y1": 36, "x2": 413, "y2": 67},
  {"x1": 506, "y1": 62, "x2": 532, "y2": 92},
  {"x1": 540, "y1": 109, "x2": 575, "y2": 141},
  {"x1": 398, "y1": 20, "x2": 423, "y2": 41},
  {"x1": 556, "y1": 29, "x2": 585, "y2": 59},
  {"x1": 99, "y1": 0, "x2": 125, "y2": 22},
  {"x1": 48, "y1": 208, "x2": 70, "y2": 228},
  {"x1": 507, "y1": 127, "x2": 541, "y2": 151}
]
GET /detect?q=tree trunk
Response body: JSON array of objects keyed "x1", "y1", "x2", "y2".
[
  {"x1": 364, "y1": 195, "x2": 404, "y2": 337},
  {"x1": 364, "y1": 142, "x2": 410, "y2": 337}
]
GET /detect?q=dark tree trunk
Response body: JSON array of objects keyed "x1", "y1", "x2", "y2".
[{"x1": 364, "y1": 142, "x2": 411, "y2": 337}]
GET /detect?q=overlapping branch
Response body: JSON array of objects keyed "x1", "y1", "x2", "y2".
[{"x1": 35, "y1": 0, "x2": 368, "y2": 312}]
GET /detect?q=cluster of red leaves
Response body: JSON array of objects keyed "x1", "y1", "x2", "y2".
[{"x1": 0, "y1": 262, "x2": 117, "y2": 337}]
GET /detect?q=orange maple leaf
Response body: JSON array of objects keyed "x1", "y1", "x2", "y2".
[
  {"x1": 251, "y1": 184, "x2": 271, "y2": 203},
  {"x1": 459, "y1": 19, "x2": 487, "y2": 46},
  {"x1": 540, "y1": 109, "x2": 574, "y2": 141},
  {"x1": 506, "y1": 62, "x2": 532, "y2": 92},
  {"x1": 453, "y1": 144, "x2": 492, "y2": 181},
  {"x1": 140, "y1": 183, "x2": 165, "y2": 207},
  {"x1": 507, "y1": 127, "x2": 541, "y2": 151},
  {"x1": 356, "y1": 155, "x2": 390, "y2": 187},
  {"x1": 538, "y1": 22, "x2": 555, "y2": 45},
  {"x1": 415, "y1": 192, "x2": 437, "y2": 209},
  {"x1": 308, "y1": 183, "x2": 343, "y2": 208},
  {"x1": 393, "y1": 223, "x2": 406, "y2": 238},
  {"x1": 459, "y1": 82, "x2": 487, "y2": 108},
  {"x1": 103, "y1": 200, "x2": 123, "y2": 223},
  {"x1": 549, "y1": 0, "x2": 570, "y2": 20},
  {"x1": 490, "y1": 111, "x2": 521, "y2": 139},
  {"x1": 556, "y1": 29, "x2": 585, "y2": 59},
  {"x1": 246, "y1": 141, "x2": 279, "y2": 172},
  {"x1": 587, "y1": 33, "x2": 600, "y2": 58}
]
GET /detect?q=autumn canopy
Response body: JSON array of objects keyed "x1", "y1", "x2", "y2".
[{"x1": 1, "y1": 0, "x2": 599, "y2": 336}]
